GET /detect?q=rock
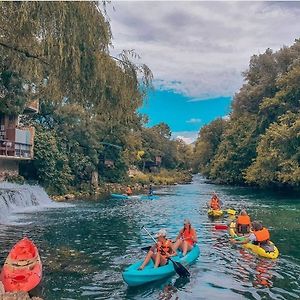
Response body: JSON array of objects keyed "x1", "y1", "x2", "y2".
[
  {"x1": 0, "y1": 281, "x2": 4, "y2": 295},
  {"x1": 64, "y1": 194, "x2": 75, "y2": 200},
  {"x1": 2, "y1": 291, "x2": 30, "y2": 300}
]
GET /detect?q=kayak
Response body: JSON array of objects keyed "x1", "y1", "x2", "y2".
[
  {"x1": 122, "y1": 244, "x2": 200, "y2": 286},
  {"x1": 229, "y1": 222, "x2": 279, "y2": 259},
  {"x1": 0, "y1": 237, "x2": 42, "y2": 292},
  {"x1": 110, "y1": 193, "x2": 130, "y2": 199},
  {"x1": 140, "y1": 195, "x2": 160, "y2": 200},
  {"x1": 208, "y1": 209, "x2": 223, "y2": 217}
]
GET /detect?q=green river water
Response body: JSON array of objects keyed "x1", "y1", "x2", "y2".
[{"x1": 0, "y1": 175, "x2": 299, "y2": 299}]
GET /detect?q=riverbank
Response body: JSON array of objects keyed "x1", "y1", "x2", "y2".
[
  {"x1": 0, "y1": 282, "x2": 43, "y2": 300},
  {"x1": 51, "y1": 169, "x2": 192, "y2": 201}
]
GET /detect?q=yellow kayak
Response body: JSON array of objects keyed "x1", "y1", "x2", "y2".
[
  {"x1": 208, "y1": 209, "x2": 223, "y2": 217},
  {"x1": 229, "y1": 222, "x2": 279, "y2": 259}
]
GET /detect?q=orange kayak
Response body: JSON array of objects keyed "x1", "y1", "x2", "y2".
[{"x1": 0, "y1": 237, "x2": 42, "y2": 292}]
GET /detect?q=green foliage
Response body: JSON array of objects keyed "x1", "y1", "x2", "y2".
[
  {"x1": 193, "y1": 39, "x2": 300, "y2": 188},
  {"x1": 192, "y1": 118, "x2": 226, "y2": 175},
  {"x1": 245, "y1": 112, "x2": 300, "y2": 187},
  {"x1": 30, "y1": 128, "x2": 73, "y2": 194},
  {"x1": 0, "y1": 67, "x2": 28, "y2": 114},
  {"x1": 210, "y1": 115, "x2": 258, "y2": 184}
]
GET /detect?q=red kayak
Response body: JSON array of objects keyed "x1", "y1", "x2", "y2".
[{"x1": 0, "y1": 237, "x2": 42, "y2": 292}]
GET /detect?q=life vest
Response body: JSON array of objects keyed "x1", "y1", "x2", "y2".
[
  {"x1": 210, "y1": 197, "x2": 220, "y2": 210},
  {"x1": 156, "y1": 239, "x2": 173, "y2": 258},
  {"x1": 181, "y1": 227, "x2": 196, "y2": 246},
  {"x1": 237, "y1": 215, "x2": 251, "y2": 226},
  {"x1": 126, "y1": 187, "x2": 132, "y2": 195},
  {"x1": 254, "y1": 228, "x2": 270, "y2": 244}
]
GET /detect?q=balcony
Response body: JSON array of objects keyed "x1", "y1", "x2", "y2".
[
  {"x1": 0, "y1": 128, "x2": 34, "y2": 160},
  {"x1": 24, "y1": 100, "x2": 39, "y2": 114}
]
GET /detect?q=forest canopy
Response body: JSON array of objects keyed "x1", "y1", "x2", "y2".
[{"x1": 193, "y1": 39, "x2": 300, "y2": 189}]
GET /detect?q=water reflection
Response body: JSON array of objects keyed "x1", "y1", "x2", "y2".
[{"x1": 0, "y1": 176, "x2": 299, "y2": 299}]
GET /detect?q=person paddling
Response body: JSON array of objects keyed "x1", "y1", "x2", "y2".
[
  {"x1": 173, "y1": 219, "x2": 197, "y2": 256},
  {"x1": 208, "y1": 192, "x2": 222, "y2": 210},
  {"x1": 236, "y1": 209, "x2": 251, "y2": 235},
  {"x1": 126, "y1": 186, "x2": 133, "y2": 196},
  {"x1": 233, "y1": 221, "x2": 274, "y2": 252},
  {"x1": 148, "y1": 184, "x2": 153, "y2": 196},
  {"x1": 138, "y1": 229, "x2": 176, "y2": 270}
]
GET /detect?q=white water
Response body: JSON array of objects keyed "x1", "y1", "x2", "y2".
[{"x1": 0, "y1": 182, "x2": 64, "y2": 224}]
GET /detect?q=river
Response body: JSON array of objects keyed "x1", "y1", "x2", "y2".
[{"x1": 0, "y1": 176, "x2": 299, "y2": 300}]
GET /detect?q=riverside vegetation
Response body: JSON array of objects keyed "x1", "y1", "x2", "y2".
[
  {"x1": 0, "y1": 2, "x2": 193, "y2": 196},
  {"x1": 193, "y1": 39, "x2": 300, "y2": 189}
]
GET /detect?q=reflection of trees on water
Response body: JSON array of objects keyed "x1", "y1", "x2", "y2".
[
  {"x1": 236, "y1": 249, "x2": 276, "y2": 288},
  {"x1": 159, "y1": 277, "x2": 190, "y2": 300}
]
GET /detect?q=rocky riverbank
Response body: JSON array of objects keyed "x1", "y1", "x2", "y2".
[
  {"x1": 51, "y1": 170, "x2": 193, "y2": 202},
  {"x1": 0, "y1": 282, "x2": 43, "y2": 300}
]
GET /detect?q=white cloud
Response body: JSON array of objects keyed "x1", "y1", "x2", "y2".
[
  {"x1": 107, "y1": 2, "x2": 300, "y2": 99},
  {"x1": 172, "y1": 131, "x2": 199, "y2": 144},
  {"x1": 186, "y1": 118, "x2": 202, "y2": 124}
]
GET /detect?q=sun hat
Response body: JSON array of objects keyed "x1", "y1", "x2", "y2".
[{"x1": 155, "y1": 229, "x2": 167, "y2": 238}]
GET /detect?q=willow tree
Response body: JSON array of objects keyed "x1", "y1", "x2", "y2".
[{"x1": 1, "y1": 2, "x2": 153, "y2": 191}]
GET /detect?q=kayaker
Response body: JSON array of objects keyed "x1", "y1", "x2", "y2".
[
  {"x1": 208, "y1": 192, "x2": 222, "y2": 210},
  {"x1": 236, "y1": 209, "x2": 251, "y2": 235},
  {"x1": 126, "y1": 186, "x2": 133, "y2": 196},
  {"x1": 233, "y1": 221, "x2": 274, "y2": 252},
  {"x1": 138, "y1": 229, "x2": 176, "y2": 270},
  {"x1": 148, "y1": 184, "x2": 153, "y2": 196},
  {"x1": 173, "y1": 219, "x2": 197, "y2": 256}
]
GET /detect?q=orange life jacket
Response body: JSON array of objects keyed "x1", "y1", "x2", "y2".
[
  {"x1": 210, "y1": 198, "x2": 220, "y2": 210},
  {"x1": 254, "y1": 228, "x2": 270, "y2": 244},
  {"x1": 181, "y1": 227, "x2": 196, "y2": 246},
  {"x1": 156, "y1": 239, "x2": 173, "y2": 258},
  {"x1": 237, "y1": 215, "x2": 251, "y2": 226},
  {"x1": 126, "y1": 187, "x2": 132, "y2": 195}
]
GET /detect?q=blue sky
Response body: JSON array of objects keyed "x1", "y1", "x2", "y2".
[
  {"x1": 107, "y1": 2, "x2": 300, "y2": 143},
  {"x1": 140, "y1": 89, "x2": 231, "y2": 142}
]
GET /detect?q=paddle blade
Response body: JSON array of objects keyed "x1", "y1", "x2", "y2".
[
  {"x1": 141, "y1": 246, "x2": 151, "y2": 251},
  {"x1": 226, "y1": 209, "x2": 236, "y2": 215},
  {"x1": 171, "y1": 260, "x2": 190, "y2": 278},
  {"x1": 214, "y1": 224, "x2": 228, "y2": 230}
]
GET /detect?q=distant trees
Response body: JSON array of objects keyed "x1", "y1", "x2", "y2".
[{"x1": 193, "y1": 39, "x2": 300, "y2": 188}]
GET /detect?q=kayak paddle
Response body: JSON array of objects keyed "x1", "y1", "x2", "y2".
[
  {"x1": 141, "y1": 245, "x2": 151, "y2": 251},
  {"x1": 214, "y1": 224, "x2": 228, "y2": 230},
  {"x1": 141, "y1": 226, "x2": 190, "y2": 278}
]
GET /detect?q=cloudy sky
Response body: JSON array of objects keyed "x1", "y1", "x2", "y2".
[{"x1": 107, "y1": 1, "x2": 300, "y2": 143}]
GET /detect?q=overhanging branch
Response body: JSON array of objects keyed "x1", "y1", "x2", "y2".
[{"x1": 0, "y1": 41, "x2": 49, "y2": 65}]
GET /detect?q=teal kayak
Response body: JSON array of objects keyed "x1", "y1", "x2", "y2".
[
  {"x1": 140, "y1": 195, "x2": 160, "y2": 200},
  {"x1": 122, "y1": 244, "x2": 200, "y2": 286},
  {"x1": 111, "y1": 193, "x2": 129, "y2": 199}
]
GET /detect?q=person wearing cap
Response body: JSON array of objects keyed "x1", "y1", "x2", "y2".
[
  {"x1": 173, "y1": 219, "x2": 197, "y2": 256},
  {"x1": 138, "y1": 229, "x2": 176, "y2": 270}
]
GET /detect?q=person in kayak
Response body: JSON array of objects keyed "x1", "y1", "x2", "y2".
[
  {"x1": 233, "y1": 221, "x2": 274, "y2": 252},
  {"x1": 148, "y1": 184, "x2": 153, "y2": 196},
  {"x1": 138, "y1": 229, "x2": 176, "y2": 270},
  {"x1": 126, "y1": 186, "x2": 133, "y2": 196},
  {"x1": 208, "y1": 192, "x2": 222, "y2": 210},
  {"x1": 236, "y1": 209, "x2": 251, "y2": 235},
  {"x1": 173, "y1": 219, "x2": 197, "y2": 256}
]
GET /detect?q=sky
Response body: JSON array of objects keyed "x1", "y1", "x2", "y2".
[{"x1": 107, "y1": 1, "x2": 300, "y2": 143}]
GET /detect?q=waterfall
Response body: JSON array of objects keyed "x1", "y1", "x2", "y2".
[{"x1": 0, "y1": 182, "x2": 60, "y2": 224}]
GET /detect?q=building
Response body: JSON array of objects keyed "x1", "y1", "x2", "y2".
[{"x1": 0, "y1": 100, "x2": 38, "y2": 180}]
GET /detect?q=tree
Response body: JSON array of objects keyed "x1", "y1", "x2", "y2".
[{"x1": 245, "y1": 112, "x2": 300, "y2": 187}]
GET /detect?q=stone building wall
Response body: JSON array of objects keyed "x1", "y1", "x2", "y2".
[{"x1": 0, "y1": 159, "x2": 19, "y2": 181}]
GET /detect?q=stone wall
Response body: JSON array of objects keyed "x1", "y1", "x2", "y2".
[{"x1": 0, "y1": 159, "x2": 19, "y2": 181}]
